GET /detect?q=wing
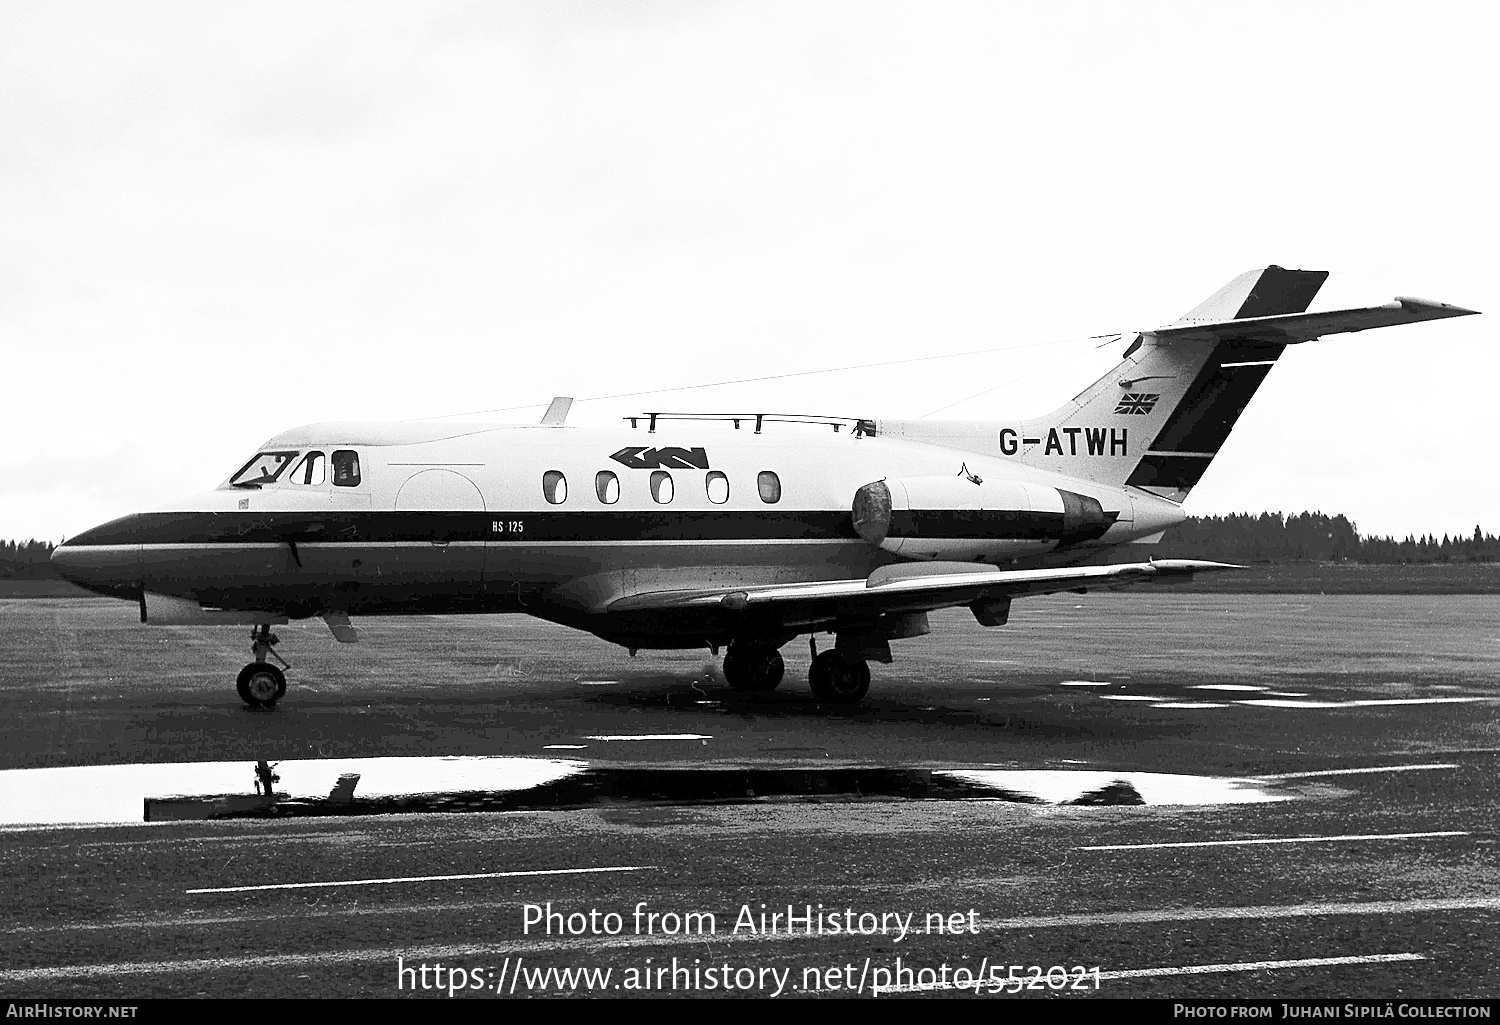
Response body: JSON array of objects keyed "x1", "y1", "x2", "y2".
[
  {"x1": 607, "y1": 559, "x2": 1238, "y2": 623},
  {"x1": 1149, "y1": 297, "x2": 1476, "y2": 345}
]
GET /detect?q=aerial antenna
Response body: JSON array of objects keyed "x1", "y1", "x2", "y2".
[
  {"x1": 406, "y1": 332, "x2": 1121, "y2": 422},
  {"x1": 540, "y1": 396, "x2": 573, "y2": 426}
]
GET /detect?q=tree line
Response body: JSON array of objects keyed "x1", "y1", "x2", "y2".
[
  {"x1": 4, "y1": 513, "x2": 1497, "y2": 578},
  {"x1": 0, "y1": 540, "x2": 60, "y2": 579},
  {"x1": 1150, "y1": 512, "x2": 1498, "y2": 564}
]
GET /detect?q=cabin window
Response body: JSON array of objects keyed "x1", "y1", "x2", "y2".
[
  {"x1": 543, "y1": 470, "x2": 568, "y2": 504},
  {"x1": 288, "y1": 451, "x2": 326, "y2": 486},
  {"x1": 595, "y1": 471, "x2": 619, "y2": 504},
  {"x1": 229, "y1": 451, "x2": 299, "y2": 488},
  {"x1": 757, "y1": 470, "x2": 781, "y2": 504},
  {"x1": 705, "y1": 470, "x2": 729, "y2": 504},
  {"x1": 650, "y1": 470, "x2": 674, "y2": 504},
  {"x1": 331, "y1": 450, "x2": 361, "y2": 487}
]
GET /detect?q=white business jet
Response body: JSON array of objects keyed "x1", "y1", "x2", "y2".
[{"x1": 52, "y1": 267, "x2": 1475, "y2": 707}]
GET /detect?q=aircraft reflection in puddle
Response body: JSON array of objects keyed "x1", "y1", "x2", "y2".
[
  {"x1": 937, "y1": 769, "x2": 1288, "y2": 805},
  {"x1": 0, "y1": 756, "x2": 1292, "y2": 826}
]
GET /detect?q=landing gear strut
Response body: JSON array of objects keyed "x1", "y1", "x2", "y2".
[
  {"x1": 237, "y1": 624, "x2": 288, "y2": 708},
  {"x1": 722, "y1": 643, "x2": 785, "y2": 692},
  {"x1": 809, "y1": 648, "x2": 870, "y2": 703}
]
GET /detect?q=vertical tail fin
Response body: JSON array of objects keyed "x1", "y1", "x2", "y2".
[
  {"x1": 1173, "y1": 266, "x2": 1329, "y2": 324},
  {"x1": 1104, "y1": 266, "x2": 1330, "y2": 500},
  {"x1": 881, "y1": 267, "x2": 1470, "y2": 500},
  {"x1": 879, "y1": 266, "x2": 1330, "y2": 501}
]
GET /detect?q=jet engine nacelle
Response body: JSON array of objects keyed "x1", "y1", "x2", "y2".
[{"x1": 851, "y1": 476, "x2": 1115, "y2": 561}]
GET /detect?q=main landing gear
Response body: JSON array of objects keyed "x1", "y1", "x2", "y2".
[
  {"x1": 808, "y1": 637, "x2": 870, "y2": 703},
  {"x1": 720, "y1": 637, "x2": 871, "y2": 703},
  {"x1": 237, "y1": 624, "x2": 288, "y2": 709},
  {"x1": 722, "y1": 642, "x2": 785, "y2": 692}
]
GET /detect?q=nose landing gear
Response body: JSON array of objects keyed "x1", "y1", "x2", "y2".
[{"x1": 237, "y1": 624, "x2": 289, "y2": 708}]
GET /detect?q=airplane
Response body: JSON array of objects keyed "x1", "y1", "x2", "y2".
[{"x1": 51, "y1": 267, "x2": 1476, "y2": 708}]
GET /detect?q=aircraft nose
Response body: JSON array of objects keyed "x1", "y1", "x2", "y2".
[{"x1": 52, "y1": 520, "x2": 143, "y2": 601}]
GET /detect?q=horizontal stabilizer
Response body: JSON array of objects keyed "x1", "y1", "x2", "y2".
[
  {"x1": 606, "y1": 560, "x2": 1241, "y2": 617},
  {"x1": 1149, "y1": 297, "x2": 1477, "y2": 345}
]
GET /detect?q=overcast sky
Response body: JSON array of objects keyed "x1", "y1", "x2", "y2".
[{"x1": 2, "y1": 2, "x2": 1493, "y2": 542}]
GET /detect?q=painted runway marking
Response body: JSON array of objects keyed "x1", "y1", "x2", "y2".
[
  {"x1": 577, "y1": 680, "x2": 621, "y2": 686},
  {"x1": 1152, "y1": 702, "x2": 1232, "y2": 709},
  {"x1": 0, "y1": 945, "x2": 522, "y2": 983},
  {"x1": 873, "y1": 953, "x2": 1426, "y2": 993},
  {"x1": 17, "y1": 895, "x2": 1500, "y2": 941},
  {"x1": 981, "y1": 895, "x2": 1500, "y2": 930},
  {"x1": 1248, "y1": 763, "x2": 1458, "y2": 780},
  {"x1": 1238, "y1": 697, "x2": 1500, "y2": 709},
  {"x1": 185, "y1": 864, "x2": 654, "y2": 894},
  {"x1": 1081, "y1": 830, "x2": 1468, "y2": 852},
  {"x1": 541, "y1": 745, "x2": 587, "y2": 750},
  {"x1": 1099, "y1": 695, "x2": 1168, "y2": 702},
  {"x1": 1059, "y1": 680, "x2": 1111, "y2": 687},
  {"x1": 80, "y1": 832, "x2": 354, "y2": 848},
  {"x1": 1098, "y1": 952, "x2": 1425, "y2": 980},
  {"x1": 0, "y1": 946, "x2": 1439, "y2": 988},
  {"x1": 583, "y1": 734, "x2": 712, "y2": 741}
]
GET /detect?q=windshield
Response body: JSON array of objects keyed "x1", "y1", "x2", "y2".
[{"x1": 229, "y1": 451, "x2": 300, "y2": 488}]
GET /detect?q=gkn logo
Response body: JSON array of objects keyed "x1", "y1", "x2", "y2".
[
  {"x1": 610, "y1": 446, "x2": 710, "y2": 470},
  {"x1": 1115, "y1": 393, "x2": 1160, "y2": 415}
]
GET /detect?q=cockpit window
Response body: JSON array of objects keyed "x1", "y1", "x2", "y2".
[
  {"x1": 229, "y1": 451, "x2": 299, "y2": 488},
  {"x1": 332, "y1": 450, "x2": 361, "y2": 487},
  {"x1": 288, "y1": 451, "x2": 326, "y2": 486}
]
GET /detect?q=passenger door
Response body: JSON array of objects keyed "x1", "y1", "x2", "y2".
[{"x1": 387, "y1": 468, "x2": 487, "y2": 608}]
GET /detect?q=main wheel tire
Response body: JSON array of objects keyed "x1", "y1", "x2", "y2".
[
  {"x1": 722, "y1": 645, "x2": 785, "y2": 692},
  {"x1": 237, "y1": 662, "x2": 286, "y2": 708},
  {"x1": 808, "y1": 650, "x2": 870, "y2": 703}
]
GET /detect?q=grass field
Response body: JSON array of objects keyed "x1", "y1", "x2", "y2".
[
  {"x1": 0, "y1": 579, "x2": 95, "y2": 598},
  {"x1": 5, "y1": 561, "x2": 1500, "y2": 601},
  {"x1": 1161, "y1": 561, "x2": 1500, "y2": 593}
]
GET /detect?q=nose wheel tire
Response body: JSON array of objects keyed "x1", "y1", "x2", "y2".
[
  {"x1": 809, "y1": 650, "x2": 870, "y2": 703},
  {"x1": 722, "y1": 645, "x2": 785, "y2": 692},
  {"x1": 237, "y1": 663, "x2": 287, "y2": 708}
]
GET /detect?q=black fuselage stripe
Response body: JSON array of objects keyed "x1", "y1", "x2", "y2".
[{"x1": 62, "y1": 509, "x2": 1086, "y2": 547}]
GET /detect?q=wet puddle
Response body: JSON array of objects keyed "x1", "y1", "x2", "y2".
[
  {"x1": 936, "y1": 769, "x2": 1289, "y2": 805},
  {"x1": 0, "y1": 757, "x2": 1294, "y2": 826}
]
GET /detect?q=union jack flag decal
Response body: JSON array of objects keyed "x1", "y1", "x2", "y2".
[{"x1": 1115, "y1": 393, "x2": 1160, "y2": 415}]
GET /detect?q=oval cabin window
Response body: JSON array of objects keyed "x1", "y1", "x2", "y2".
[
  {"x1": 705, "y1": 471, "x2": 729, "y2": 505},
  {"x1": 595, "y1": 471, "x2": 620, "y2": 504},
  {"x1": 757, "y1": 470, "x2": 781, "y2": 504},
  {"x1": 542, "y1": 470, "x2": 568, "y2": 504},
  {"x1": 650, "y1": 470, "x2": 674, "y2": 504}
]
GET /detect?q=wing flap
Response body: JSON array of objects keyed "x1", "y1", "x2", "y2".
[
  {"x1": 606, "y1": 559, "x2": 1239, "y2": 616},
  {"x1": 1149, "y1": 297, "x2": 1476, "y2": 345}
]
